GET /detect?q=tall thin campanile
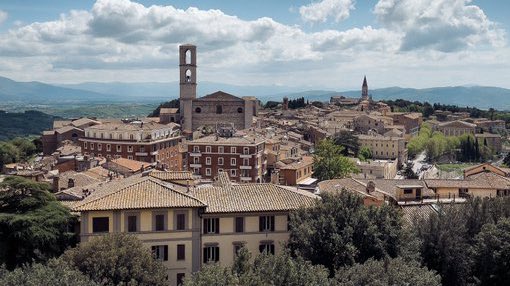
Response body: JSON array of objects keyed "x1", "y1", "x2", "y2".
[
  {"x1": 361, "y1": 76, "x2": 369, "y2": 101},
  {"x1": 179, "y1": 44, "x2": 197, "y2": 133}
]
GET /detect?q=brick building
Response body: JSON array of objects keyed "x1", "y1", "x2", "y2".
[
  {"x1": 187, "y1": 132, "x2": 266, "y2": 183},
  {"x1": 80, "y1": 121, "x2": 183, "y2": 171}
]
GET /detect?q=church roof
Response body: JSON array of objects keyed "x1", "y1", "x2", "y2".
[{"x1": 196, "y1": 91, "x2": 244, "y2": 102}]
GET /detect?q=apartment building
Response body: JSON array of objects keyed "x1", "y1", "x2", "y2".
[
  {"x1": 80, "y1": 121, "x2": 183, "y2": 171},
  {"x1": 71, "y1": 172, "x2": 317, "y2": 286},
  {"x1": 357, "y1": 134, "x2": 408, "y2": 166},
  {"x1": 186, "y1": 132, "x2": 266, "y2": 183}
]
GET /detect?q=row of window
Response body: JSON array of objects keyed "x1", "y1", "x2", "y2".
[
  {"x1": 203, "y1": 241, "x2": 275, "y2": 263},
  {"x1": 152, "y1": 244, "x2": 186, "y2": 261},
  {"x1": 86, "y1": 130, "x2": 174, "y2": 141},
  {"x1": 92, "y1": 215, "x2": 276, "y2": 234},
  {"x1": 194, "y1": 167, "x2": 251, "y2": 178},
  {"x1": 194, "y1": 157, "x2": 250, "y2": 166},
  {"x1": 203, "y1": 216, "x2": 275, "y2": 234},
  {"x1": 194, "y1": 106, "x2": 243, "y2": 114},
  {"x1": 91, "y1": 213, "x2": 187, "y2": 233},
  {"x1": 192, "y1": 146, "x2": 251, "y2": 154}
]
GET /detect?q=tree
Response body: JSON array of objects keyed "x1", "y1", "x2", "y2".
[
  {"x1": 184, "y1": 263, "x2": 239, "y2": 286},
  {"x1": 147, "y1": 99, "x2": 180, "y2": 117},
  {"x1": 472, "y1": 218, "x2": 510, "y2": 285},
  {"x1": 504, "y1": 152, "x2": 510, "y2": 167},
  {"x1": 333, "y1": 130, "x2": 360, "y2": 156},
  {"x1": 414, "y1": 204, "x2": 473, "y2": 286},
  {"x1": 62, "y1": 233, "x2": 168, "y2": 286},
  {"x1": 0, "y1": 176, "x2": 76, "y2": 269},
  {"x1": 403, "y1": 163, "x2": 418, "y2": 179},
  {"x1": 185, "y1": 248, "x2": 332, "y2": 286},
  {"x1": 288, "y1": 192, "x2": 406, "y2": 274},
  {"x1": 335, "y1": 257, "x2": 441, "y2": 286},
  {"x1": 313, "y1": 139, "x2": 358, "y2": 181},
  {"x1": 0, "y1": 258, "x2": 98, "y2": 286},
  {"x1": 358, "y1": 146, "x2": 372, "y2": 161},
  {"x1": 0, "y1": 142, "x2": 20, "y2": 169},
  {"x1": 264, "y1": 101, "x2": 280, "y2": 109}
]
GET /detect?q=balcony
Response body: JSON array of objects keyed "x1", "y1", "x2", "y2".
[
  {"x1": 190, "y1": 164, "x2": 202, "y2": 168},
  {"x1": 135, "y1": 152, "x2": 148, "y2": 156},
  {"x1": 240, "y1": 154, "x2": 252, "y2": 158},
  {"x1": 240, "y1": 176, "x2": 252, "y2": 181},
  {"x1": 240, "y1": 165, "x2": 252, "y2": 170},
  {"x1": 189, "y1": 152, "x2": 202, "y2": 157},
  {"x1": 150, "y1": 151, "x2": 158, "y2": 155}
]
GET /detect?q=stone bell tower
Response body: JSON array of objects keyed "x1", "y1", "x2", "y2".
[{"x1": 179, "y1": 44, "x2": 197, "y2": 133}]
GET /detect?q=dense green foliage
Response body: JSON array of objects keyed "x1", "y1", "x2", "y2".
[
  {"x1": 0, "y1": 176, "x2": 76, "y2": 269},
  {"x1": 62, "y1": 233, "x2": 168, "y2": 286},
  {"x1": 0, "y1": 258, "x2": 98, "y2": 286},
  {"x1": 414, "y1": 197, "x2": 510, "y2": 286},
  {"x1": 0, "y1": 110, "x2": 59, "y2": 140},
  {"x1": 407, "y1": 123, "x2": 492, "y2": 162},
  {"x1": 288, "y1": 192, "x2": 407, "y2": 273},
  {"x1": 0, "y1": 137, "x2": 40, "y2": 169},
  {"x1": 147, "y1": 99, "x2": 180, "y2": 117},
  {"x1": 333, "y1": 130, "x2": 360, "y2": 156},
  {"x1": 503, "y1": 152, "x2": 510, "y2": 167},
  {"x1": 185, "y1": 248, "x2": 331, "y2": 286},
  {"x1": 313, "y1": 139, "x2": 358, "y2": 181},
  {"x1": 382, "y1": 99, "x2": 510, "y2": 125},
  {"x1": 288, "y1": 97, "x2": 306, "y2": 109},
  {"x1": 335, "y1": 257, "x2": 441, "y2": 286},
  {"x1": 403, "y1": 162, "x2": 419, "y2": 179},
  {"x1": 264, "y1": 101, "x2": 280, "y2": 109},
  {"x1": 358, "y1": 146, "x2": 373, "y2": 161}
]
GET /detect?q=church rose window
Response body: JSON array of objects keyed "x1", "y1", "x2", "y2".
[
  {"x1": 237, "y1": 107, "x2": 243, "y2": 113},
  {"x1": 195, "y1": 107, "x2": 201, "y2": 113}
]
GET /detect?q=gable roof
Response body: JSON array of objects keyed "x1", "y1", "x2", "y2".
[
  {"x1": 149, "y1": 170, "x2": 195, "y2": 181},
  {"x1": 72, "y1": 176, "x2": 205, "y2": 211},
  {"x1": 190, "y1": 172, "x2": 317, "y2": 213},
  {"x1": 196, "y1": 91, "x2": 244, "y2": 102}
]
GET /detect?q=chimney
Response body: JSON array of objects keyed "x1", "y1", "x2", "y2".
[
  {"x1": 52, "y1": 176, "x2": 59, "y2": 192},
  {"x1": 366, "y1": 181, "x2": 375, "y2": 194}
]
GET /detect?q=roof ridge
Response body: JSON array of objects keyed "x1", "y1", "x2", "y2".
[{"x1": 147, "y1": 177, "x2": 207, "y2": 206}]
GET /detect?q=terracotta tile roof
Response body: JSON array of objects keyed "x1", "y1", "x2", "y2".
[
  {"x1": 190, "y1": 172, "x2": 317, "y2": 213},
  {"x1": 400, "y1": 204, "x2": 438, "y2": 226},
  {"x1": 196, "y1": 91, "x2": 243, "y2": 102},
  {"x1": 358, "y1": 179, "x2": 435, "y2": 198},
  {"x1": 149, "y1": 170, "x2": 195, "y2": 181},
  {"x1": 318, "y1": 178, "x2": 385, "y2": 200},
  {"x1": 467, "y1": 172, "x2": 510, "y2": 189},
  {"x1": 72, "y1": 176, "x2": 205, "y2": 211},
  {"x1": 160, "y1": 108, "x2": 179, "y2": 114},
  {"x1": 110, "y1": 157, "x2": 152, "y2": 172},
  {"x1": 71, "y1": 118, "x2": 101, "y2": 128},
  {"x1": 57, "y1": 171, "x2": 101, "y2": 190},
  {"x1": 191, "y1": 134, "x2": 265, "y2": 145},
  {"x1": 424, "y1": 179, "x2": 486, "y2": 189},
  {"x1": 279, "y1": 156, "x2": 314, "y2": 170}
]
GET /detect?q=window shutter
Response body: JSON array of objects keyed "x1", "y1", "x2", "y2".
[
  {"x1": 259, "y1": 244, "x2": 265, "y2": 253},
  {"x1": 270, "y1": 244, "x2": 275, "y2": 255},
  {"x1": 215, "y1": 247, "x2": 220, "y2": 262},
  {"x1": 270, "y1": 216, "x2": 275, "y2": 231},
  {"x1": 215, "y1": 218, "x2": 220, "y2": 234},
  {"x1": 259, "y1": 216, "x2": 264, "y2": 232},
  {"x1": 203, "y1": 219, "x2": 207, "y2": 234},
  {"x1": 164, "y1": 245, "x2": 168, "y2": 261},
  {"x1": 203, "y1": 248, "x2": 207, "y2": 263}
]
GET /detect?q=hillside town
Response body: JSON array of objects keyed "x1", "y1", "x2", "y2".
[{"x1": 1, "y1": 44, "x2": 508, "y2": 285}]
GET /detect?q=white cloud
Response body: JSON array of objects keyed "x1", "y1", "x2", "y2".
[
  {"x1": 374, "y1": 0, "x2": 505, "y2": 52},
  {"x1": 0, "y1": 0, "x2": 507, "y2": 89},
  {"x1": 0, "y1": 10, "x2": 8, "y2": 25},
  {"x1": 299, "y1": 0, "x2": 355, "y2": 23}
]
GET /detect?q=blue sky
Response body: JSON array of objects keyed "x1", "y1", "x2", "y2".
[{"x1": 0, "y1": 0, "x2": 509, "y2": 90}]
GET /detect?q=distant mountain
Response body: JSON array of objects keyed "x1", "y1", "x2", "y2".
[
  {"x1": 268, "y1": 86, "x2": 510, "y2": 110},
  {"x1": 2, "y1": 76, "x2": 509, "y2": 110}
]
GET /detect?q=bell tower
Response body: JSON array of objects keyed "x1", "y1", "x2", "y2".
[
  {"x1": 179, "y1": 44, "x2": 197, "y2": 133},
  {"x1": 361, "y1": 76, "x2": 368, "y2": 101}
]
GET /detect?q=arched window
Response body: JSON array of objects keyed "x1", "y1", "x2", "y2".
[
  {"x1": 185, "y1": 69, "x2": 192, "y2": 83},
  {"x1": 216, "y1": 105, "x2": 222, "y2": 114},
  {"x1": 195, "y1": 107, "x2": 201, "y2": 113},
  {"x1": 185, "y1": 50, "x2": 191, "y2": 64},
  {"x1": 237, "y1": 107, "x2": 243, "y2": 113}
]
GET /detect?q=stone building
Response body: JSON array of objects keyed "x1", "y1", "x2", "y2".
[
  {"x1": 80, "y1": 121, "x2": 183, "y2": 170},
  {"x1": 187, "y1": 129, "x2": 266, "y2": 183},
  {"x1": 177, "y1": 44, "x2": 257, "y2": 134},
  {"x1": 437, "y1": 120, "x2": 476, "y2": 136},
  {"x1": 357, "y1": 134, "x2": 408, "y2": 166}
]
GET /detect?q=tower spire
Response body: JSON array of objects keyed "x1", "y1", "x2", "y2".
[{"x1": 361, "y1": 76, "x2": 368, "y2": 100}]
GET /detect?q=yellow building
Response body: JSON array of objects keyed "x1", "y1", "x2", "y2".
[
  {"x1": 357, "y1": 134, "x2": 408, "y2": 166},
  {"x1": 71, "y1": 172, "x2": 317, "y2": 286}
]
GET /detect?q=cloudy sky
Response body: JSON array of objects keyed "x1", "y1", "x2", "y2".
[{"x1": 0, "y1": 0, "x2": 509, "y2": 89}]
